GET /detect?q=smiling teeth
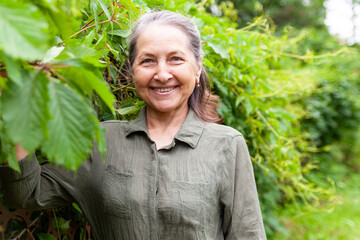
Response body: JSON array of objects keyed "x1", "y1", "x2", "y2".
[{"x1": 153, "y1": 87, "x2": 175, "y2": 93}]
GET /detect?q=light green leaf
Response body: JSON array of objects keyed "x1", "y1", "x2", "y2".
[
  {"x1": 235, "y1": 96, "x2": 245, "y2": 107},
  {"x1": 72, "y1": 202, "x2": 82, "y2": 214},
  {"x1": 96, "y1": 125, "x2": 107, "y2": 159},
  {"x1": 0, "y1": 2, "x2": 50, "y2": 60},
  {"x1": 1, "y1": 70, "x2": 50, "y2": 151},
  {"x1": 207, "y1": 38, "x2": 230, "y2": 60},
  {"x1": 42, "y1": 46, "x2": 65, "y2": 63},
  {"x1": 42, "y1": 80, "x2": 98, "y2": 170},
  {"x1": 110, "y1": 29, "x2": 131, "y2": 38},
  {"x1": 116, "y1": 105, "x2": 138, "y2": 116},
  {"x1": 0, "y1": 52, "x2": 21, "y2": 85},
  {"x1": 203, "y1": 58, "x2": 215, "y2": 69},
  {"x1": 96, "y1": 0, "x2": 111, "y2": 20},
  {"x1": 0, "y1": 75, "x2": 7, "y2": 88},
  {"x1": 244, "y1": 98, "x2": 254, "y2": 116},
  {"x1": 122, "y1": 0, "x2": 141, "y2": 27},
  {"x1": 56, "y1": 41, "x2": 106, "y2": 67}
]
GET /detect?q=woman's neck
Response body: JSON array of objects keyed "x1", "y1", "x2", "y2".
[{"x1": 146, "y1": 106, "x2": 188, "y2": 149}]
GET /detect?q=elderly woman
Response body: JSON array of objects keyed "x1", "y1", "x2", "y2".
[{"x1": 0, "y1": 11, "x2": 266, "y2": 240}]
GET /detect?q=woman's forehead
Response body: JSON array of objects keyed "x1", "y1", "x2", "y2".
[
  {"x1": 136, "y1": 23, "x2": 191, "y2": 51},
  {"x1": 139, "y1": 23, "x2": 189, "y2": 40}
]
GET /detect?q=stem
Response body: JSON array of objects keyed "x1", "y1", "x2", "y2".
[
  {"x1": 48, "y1": 69, "x2": 68, "y2": 85},
  {"x1": 70, "y1": 18, "x2": 112, "y2": 39},
  {"x1": 81, "y1": 1, "x2": 125, "y2": 30},
  {"x1": 111, "y1": 19, "x2": 123, "y2": 29},
  {"x1": 53, "y1": 209, "x2": 61, "y2": 238},
  {"x1": 71, "y1": 10, "x2": 117, "y2": 39},
  {"x1": 14, "y1": 212, "x2": 44, "y2": 240}
]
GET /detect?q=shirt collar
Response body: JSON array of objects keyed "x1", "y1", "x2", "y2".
[{"x1": 124, "y1": 107, "x2": 204, "y2": 149}]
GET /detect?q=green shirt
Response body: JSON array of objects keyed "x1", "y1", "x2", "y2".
[{"x1": 0, "y1": 108, "x2": 266, "y2": 240}]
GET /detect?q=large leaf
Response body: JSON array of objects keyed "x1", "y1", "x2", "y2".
[
  {"x1": 0, "y1": 1, "x2": 50, "y2": 60},
  {"x1": 60, "y1": 63, "x2": 115, "y2": 113},
  {"x1": 0, "y1": 122, "x2": 20, "y2": 172},
  {"x1": 1, "y1": 70, "x2": 50, "y2": 151},
  {"x1": 42, "y1": 80, "x2": 98, "y2": 170}
]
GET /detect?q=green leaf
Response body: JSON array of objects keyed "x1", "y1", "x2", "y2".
[
  {"x1": 207, "y1": 38, "x2": 230, "y2": 60},
  {"x1": 42, "y1": 80, "x2": 98, "y2": 170},
  {"x1": 37, "y1": 233, "x2": 57, "y2": 240},
  {"x1": 203, "y1": 58, "x2": 215, "y2": 69},
  {"x1": 244, "y1": 98, "x2": 254, "y2": 116},
  {"x1": 0, "y1": 75, "x2": 7, "y2": 88},
  {"x1": 0, "y1": 52, "x2": 21, "y2": 85},
  {"x1": 95, "y1": 125, "x2": 107, "y2": 160},
  {"x1": 122, "y1": 0, "x2": 141, "y2": 26},
  {"x1": 96, "y1": 0, "x2": 111, "y2": 20},
  {"x1": 56, "y1": 40, "x2": 106, "y2": 67},
  {"x1": 0, "y1": 2, "x2": 50, "y2": 60},
  {"x1": 0, "y1": 127, "x2": 20, "y2": 172},
  {"x1": 1, "y1": 70, "x2": 50, "y2": 151},
  {"x1": 51, "y1": 216, "x2": 70, "y2": 232},
  {"x1": 116, "y1": 105, "x2": 138, "y2": 116},
  {"x1": 72, "y1": 202, "x2": 82, "y2": 214},
  {"x1": 110, "y1": 29, "x2": 131, "y2": 38},
  {"x1": 62, "y1": 66, "x2": 115, "y2": 113},
  {"x1": 42, "y1": 46, "x2": 65, "y2": 63},
  {"x1": 235, "y1": 96, "x2": 245, "y2": 107}
]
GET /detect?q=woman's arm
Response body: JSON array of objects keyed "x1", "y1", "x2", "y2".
[
  {"x1": 222, "y1": 135, "x2": 267, "y2": 240},
  {"x1": 0, "y1": 147, "x2": 93, "y2": 211}
]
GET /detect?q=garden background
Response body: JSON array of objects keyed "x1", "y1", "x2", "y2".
[{"x1": 0, "y1": 0, "x2": 359, "y2": 239}]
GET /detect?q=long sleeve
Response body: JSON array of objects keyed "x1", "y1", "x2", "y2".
[
  {"x1": 222, "y1": 135, "x2": 267, "y2": 240},
  {"x1": 0, "y1": 153, "x2": 90, "y2": 210}
]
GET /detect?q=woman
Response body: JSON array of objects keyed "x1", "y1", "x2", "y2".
[{"x1": 0, "y1": 11, "x2": 266, "y2": 239}]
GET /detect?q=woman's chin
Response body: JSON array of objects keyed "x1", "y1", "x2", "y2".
[{"x1": 147, "y1": 102, "x2": 187, "y2": 115}]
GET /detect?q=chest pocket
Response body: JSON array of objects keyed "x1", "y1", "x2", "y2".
[
  {"x1": 102, "y1": 165, "x2": 133, "y2": 220},
  {"x1": 158, "y1": 181, "x2": 215, "y2": 230}
]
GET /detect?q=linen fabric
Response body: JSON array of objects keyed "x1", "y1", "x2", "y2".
[{"x1": 0, "y1": 108, "x2": 266, "y2": 240}]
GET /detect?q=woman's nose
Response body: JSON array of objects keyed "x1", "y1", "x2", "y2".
[{"x1": 154, "y1": 62, "x2": 172, "y2": 82}]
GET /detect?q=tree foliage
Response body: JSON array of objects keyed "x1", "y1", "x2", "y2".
[{"x1": 1, "y1": 0, "x2": 359, "y2": 238}]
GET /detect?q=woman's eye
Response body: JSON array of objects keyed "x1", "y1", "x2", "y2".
[
  {"x1": 141, "y1": 59, "x2": 153, "y2": 65},
  {"x1": 171, "y1": 57, "x2": 183, "y2": 62}
]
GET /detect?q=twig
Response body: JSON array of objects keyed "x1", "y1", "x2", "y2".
[
  {"x1": 81, "y1": 2, "x2": 125, "y2": 29},
  {"x1": 12, "y1": 212, "x2": 44, "y2": 240},
  {"x1": 70, "y1": 18, "x2": 113, "y2": 39}
]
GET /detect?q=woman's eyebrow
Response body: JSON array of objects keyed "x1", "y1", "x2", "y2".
[
  {"x1": 167, "y1": 50, "x2": 186, "y2": 56},
  {"x1": 137, "y1": 52, "x2": 156, "y2": 59}
]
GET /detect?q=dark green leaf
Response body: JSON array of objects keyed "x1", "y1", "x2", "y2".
[{"x1": 37, "y1": 233, "x2": 57, "y2": 240}]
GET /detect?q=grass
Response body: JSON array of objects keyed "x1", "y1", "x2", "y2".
[{"x1": 273, "y1": 163, "x2": 360, "y2": 240}]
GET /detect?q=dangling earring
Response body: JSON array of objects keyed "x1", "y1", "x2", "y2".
[{"x1": 195, "y1": 77, "x2": 200, "y2": 87}]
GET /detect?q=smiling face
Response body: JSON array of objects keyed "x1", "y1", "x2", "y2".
[{"x1": 132, "y1": 23, "x2": 202, "y2": 116}]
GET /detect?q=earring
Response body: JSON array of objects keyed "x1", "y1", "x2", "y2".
[{"x1": 195, "y1": 77, "x2": 200, "y2": 87}]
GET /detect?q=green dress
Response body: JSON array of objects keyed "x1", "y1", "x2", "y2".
[{"x1": 0, "y1": 108, "x2": 266, "y2": 240}]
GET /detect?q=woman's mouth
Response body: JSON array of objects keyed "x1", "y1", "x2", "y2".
[{"x1": 151, "y1": 87, "x2": 176, "y2": 94}]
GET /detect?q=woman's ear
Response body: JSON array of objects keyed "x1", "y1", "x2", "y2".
[{"x1": 197, "y1": 56, "x2": 203, "y2": 76}]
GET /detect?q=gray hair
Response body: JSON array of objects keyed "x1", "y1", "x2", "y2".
[
  {"x1": 127, "y1": 10, "x2": 222, "y2": 123},
  {"x1": 128, "y1": 10, "x2": 202, "y2": 67}
]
